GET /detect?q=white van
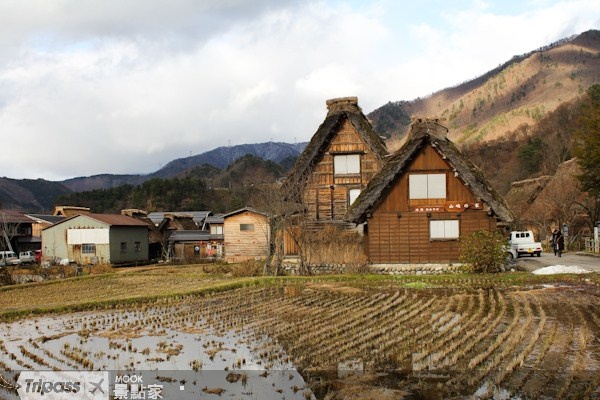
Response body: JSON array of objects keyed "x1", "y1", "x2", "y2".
[{"x1": 0, "y1": 251, "x2": 21, "y2": 266}]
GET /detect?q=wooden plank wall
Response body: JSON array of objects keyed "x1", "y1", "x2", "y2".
[
  {"x1": 224, "y1": 211, "x2": 270, "y2": 261},
  {"x1": 368, "y1": 211, "x2": 495, "y2": 263},
  {"x1": 283, "y1": 227, "x2": 299, "y2": 256},
  {"x1": 303, "y1": 118, "x2": 383, "y2": 222}
]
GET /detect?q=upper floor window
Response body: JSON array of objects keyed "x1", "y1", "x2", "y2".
[
  {"x1": 210, "y1": 225, "x2": 224, "y2": 235},
  {"x1": 240, "y1": 223, "x2": 254, "y2": 231},
  {"x1": 334, "y1": 154, "x2": 360, "y2": 175},
  {"x1": 409, "y1": 173, "x2": 446, "y2": 199}
]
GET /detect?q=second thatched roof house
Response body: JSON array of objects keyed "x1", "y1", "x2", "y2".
[{"x1": 346, "y1": 118, "x2": 513, "y2": 265}]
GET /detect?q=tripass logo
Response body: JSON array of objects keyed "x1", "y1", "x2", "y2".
[{"x1": 17, "y1": 371, "x2": 109, "y2": 400}]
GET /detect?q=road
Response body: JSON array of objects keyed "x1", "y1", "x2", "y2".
[{"x1": 514, "y1": 251, "x2": 600, "y2": 273}]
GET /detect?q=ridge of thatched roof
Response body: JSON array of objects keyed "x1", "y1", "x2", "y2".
[
  {"x1": 282, "y1": 97, "x2": 388, "y2": 199},
  {"x1": 509, "y1": 176, "x2": 552, "y2": 189},
  {"x1": 347, "y1": 118, "x2": 514, "y2": 224}
]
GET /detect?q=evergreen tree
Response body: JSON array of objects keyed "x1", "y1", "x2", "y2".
[{"x1": 573, "y1": 84, "x2": 600, "y2": 197}]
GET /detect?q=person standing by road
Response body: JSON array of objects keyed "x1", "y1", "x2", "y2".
[
  {"x1": 555, "y1": 230, "x2": 565, "y2": 257},
  {"x1": 550, "y1": 229, "x2": 558, "y2": 256}
]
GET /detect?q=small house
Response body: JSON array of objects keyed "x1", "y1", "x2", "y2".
[
  {"x1": 223, "y1": 207, "x2": 270, "y2": 263},
  {"x1": 42, "y1": 213, "x2": 150, "y2": 265},
  {"x1": 347, "y1": 119, "x2": 513, "y2": 264},
  {"x1": 168, "y1": 230, "x2": 224, "y2": 262}
]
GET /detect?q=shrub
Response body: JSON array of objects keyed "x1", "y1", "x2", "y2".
[
  {"x1": 229, "y1": 259, "x2": 264, "y2": 277},
  {"x1": 300, "y1": 226, "x2": 368, "y2": 267},
  {"x1": 460, "y1": 230, "x2": 508, "y2": 273}
]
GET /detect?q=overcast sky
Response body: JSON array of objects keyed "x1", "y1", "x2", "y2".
[{"x1": 1, "y1": 0, "x2": 598, "y2": 181}]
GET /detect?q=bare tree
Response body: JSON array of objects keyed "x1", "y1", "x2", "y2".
[
  {"x1": 526, "y1": 161, "x2": 591, "y2": 247},
  {"x1": 250, "y1": 183, "x2": 306, "y2": 275},
  {"x1": 0, "y1": 211, "x2": 21, "y2": 252}
]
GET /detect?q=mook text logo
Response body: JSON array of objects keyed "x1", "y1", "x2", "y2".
[{"x1": 17, "y1": 371, "x2": 109, "y2": 400}]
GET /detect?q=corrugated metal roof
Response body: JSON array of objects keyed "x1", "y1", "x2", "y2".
[
  {"x1": 0, "y1": 210, "x2": 34, "y2": 224},
  {"x1": 223, "y1": 207, "x2": 269, "y2": 219},
  {"x1": 205, "y1": 214, "x2": 225, "y2": 224},
  {"x1": 168, "y1": 230, "x2": 223, "y2": 242},
  {"x1": 148, "y1": 211, "x2": 211, "y2": 225},
  {"x1": 26, "y1": 214, "x2": 66, "y2": 224}
]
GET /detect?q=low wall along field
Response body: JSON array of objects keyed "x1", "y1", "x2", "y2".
[{"x1": 0, "y1": 275, "x2": 599, "y2": 398}]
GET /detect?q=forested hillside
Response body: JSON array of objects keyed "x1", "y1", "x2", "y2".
[
  {"x1": 464, "y1": 92, "x2": 581, "y2": 194},
  {"x1": 55, "y1": 154, "x2": 288, "y2": 213}
]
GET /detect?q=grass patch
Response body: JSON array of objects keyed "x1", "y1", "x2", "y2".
[{"x1": 0, "y1": 264, "x2": 598, "y2": 321}]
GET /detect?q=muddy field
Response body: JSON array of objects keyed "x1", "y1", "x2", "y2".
[{"x1": 1, "y1": 280, "x2": 599, "y2": 399}]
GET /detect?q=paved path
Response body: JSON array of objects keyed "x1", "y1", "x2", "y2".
[{"x1": 514, "y1": 251, "x2": 600, "y2": 273}]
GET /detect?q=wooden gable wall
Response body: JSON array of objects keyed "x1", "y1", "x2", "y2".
[
  {"x1": 366, "y1": 144, "x2": 496, "y2": 264},
  {"x1": 302, "y1": 118, "x2": 383, "y2": 222},
  {"x1": 374, "y1": 146, "x2": 477, "y2": 213}
]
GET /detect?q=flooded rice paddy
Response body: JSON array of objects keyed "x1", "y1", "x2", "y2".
[{"x1": 1, "y1": 281, "x2": 599, "y2": 399}]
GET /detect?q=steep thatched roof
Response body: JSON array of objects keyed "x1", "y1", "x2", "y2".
[
  {"x1": 527, "y1": 158, "x2": 585, "y2": 216},
  {"x1": 282, "y1": 97, "x2": 388, "y2": 200},
  {"x1": 347, "y1": 118, "x2": 514, "y2": 224},
  {"x1": 505, "y1": 176, "x2": 552, "y2": 217}
]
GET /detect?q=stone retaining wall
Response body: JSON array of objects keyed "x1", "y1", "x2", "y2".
[
  {"x1": 369, "y1": 264, "x2": 463, "y2": 275},
  {"x1": 281, "y1": 259, "x2": 463, "y2": 275}
]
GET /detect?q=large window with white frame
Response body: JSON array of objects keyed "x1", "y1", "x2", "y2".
[
  {"x1": 430, "y1": 220, "x2": 459, "y2": 240},
  {"x1": 334, "y1": 154, "x2": 360, "y2": 175},
  {"x1": 409, "y1": 173, "x2": 446, "y2": 199}
]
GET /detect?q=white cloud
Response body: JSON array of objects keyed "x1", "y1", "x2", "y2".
[{"x1": 0, "y1": 0, "x2": 598, "y2": 181}]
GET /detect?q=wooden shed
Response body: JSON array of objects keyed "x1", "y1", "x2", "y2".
[
  {"x1": 223, "y1": 207, "x2": 270, "y2": 263},
  {"x1": 281, "y1": 97, "x2": 388, "y2": 255},
  {"x1": 347, "y1": 119, "x2": 513, "y2": 264}
]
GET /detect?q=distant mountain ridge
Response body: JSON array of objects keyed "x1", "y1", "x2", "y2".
[
  {"x1": 60, "y1": 141, "x2": 307, "y2": 192},
  {"x1": 0, "y1": 141, "x2": 308, "y2": 211},
  {"x1": 369, "y1": 29, "x2": 600, "y2": 145},
  {"x1": 151, "y1": 142, "x2": 307, "y2": 179}
]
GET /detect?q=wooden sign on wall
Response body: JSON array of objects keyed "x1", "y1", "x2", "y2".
[{"x1": 444, "y1": 201, "x2": 484, "y2": 212}]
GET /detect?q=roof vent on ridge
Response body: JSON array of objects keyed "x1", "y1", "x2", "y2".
[{"x1": 326, "y1": 96, "x2": 361, "y2": 113}]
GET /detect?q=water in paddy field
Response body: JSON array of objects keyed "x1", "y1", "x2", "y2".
[
  {"x1": 0, "y1": 306, "x2": 315, "y2": 400},
  {"x1": 1, "y1": 284, "x2": 600, "y2": 399}
]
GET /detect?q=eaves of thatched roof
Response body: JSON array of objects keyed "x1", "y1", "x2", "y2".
[
  {"x1": 281, "y1": 97, "x2": 388, "y2": 200},
  {"x1": 347, "y1": 118, "x2": 514, "y2": 224}
]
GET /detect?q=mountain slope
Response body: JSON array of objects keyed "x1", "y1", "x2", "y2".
[
  {"x1": 369, "y1": 29, "x2": 600, "y2": 145},
  {"x1": 0, "y1": 178, "x2": 71, "y2": 212},
  {"x1": 150, "y1": 141, "x2": 306, "y2": 179},
  {"x1": 60, "y1": 141, "x2": 307, "y2": 192}
]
